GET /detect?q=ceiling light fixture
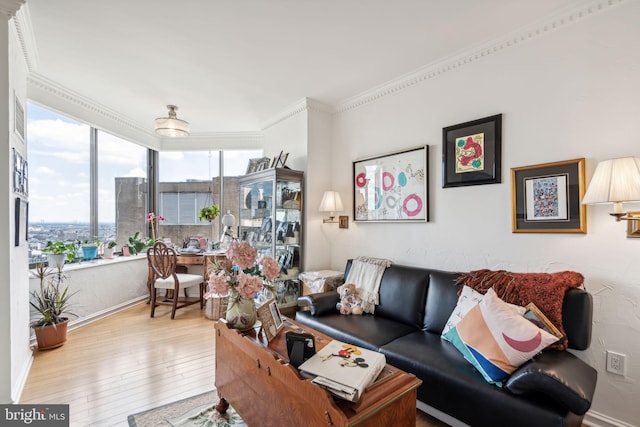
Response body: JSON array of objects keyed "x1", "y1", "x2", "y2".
[{"x1": 154, "y1": 105, "x2": 190, "y2": 137}]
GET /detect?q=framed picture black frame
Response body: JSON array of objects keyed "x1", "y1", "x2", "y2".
[
  {"x1": 15, "y1": 197, "x2": 28, "y2": 247},
  {"x1": 511, "y1": 158, "x2": 586, "y2": 233},
  {"x1": 442, "y1": 114, "x2": 502, "y2": 188},
  {"x1": 353, "y1": 145, "x2": 429, "y2": 223}
]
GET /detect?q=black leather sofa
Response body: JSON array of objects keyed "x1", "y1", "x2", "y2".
[{"x1": 296, "y1": 261, "x2": 597, "y2": 427}]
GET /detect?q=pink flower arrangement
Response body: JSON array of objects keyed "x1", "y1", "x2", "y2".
[
  {"x1": 146, "y1": 212, "x2": 165, "y2": 242},
  {"x1": 205, "y1": 241, "x2": 280, "y2": 301}
]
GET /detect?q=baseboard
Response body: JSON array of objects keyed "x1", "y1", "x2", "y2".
[
  {"x1": 416, "y1": 400, "x2": 470, "y2": 427},
  {"x1": 417, "y1": 401, "x2": 633, "y2": 427},
  {"x1": 12, "y1": 353, "x2": 34, "y2": 403},
  {"x1": 29, "y1": 296, "x2": 147, "y2": 346},
  {"x1": 583, "y1": 410, "x2": 636, "y2": 427}
]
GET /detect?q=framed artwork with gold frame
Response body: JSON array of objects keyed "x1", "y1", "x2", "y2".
[{"x1": 511, "y1": 158, "x2": 586, "y2": 233}]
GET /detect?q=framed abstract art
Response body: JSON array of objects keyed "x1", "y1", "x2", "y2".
[
  {"x1": 353, "y1": 145, "x2": 428, "y2": 223},
  {"x1": 442, "y1": 114, "x2": 502, "y2": 188},
  {"x1": 511, "y1": 158, "x2": 586, "y2": 233}
]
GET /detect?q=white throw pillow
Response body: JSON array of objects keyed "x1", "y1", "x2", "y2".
[{"x1": 442, "y1": 286, "x2": 526, "y2": 339}]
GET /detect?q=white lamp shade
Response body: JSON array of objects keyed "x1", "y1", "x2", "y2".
[
  {"x1": 582, "y1": 157, "x2": 640, "y2": 205},
  {"x1": 319, "y1": 191, "x2": 344, "y2": 212},
  {"x1": 155, "y1": 105, "x2": 190, "y2": 137},
  {"x1": 221, "y1": 211, "x2": 236, "y2": 227}
]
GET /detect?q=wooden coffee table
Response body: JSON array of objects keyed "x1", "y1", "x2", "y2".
[{"x1": 214, "y1": 317, "x2": 422, "y2": 426}]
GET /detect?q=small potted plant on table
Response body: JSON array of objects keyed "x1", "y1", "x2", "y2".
[{"x1": 30, "y1": 263, "x2": 77, "y2": 350}]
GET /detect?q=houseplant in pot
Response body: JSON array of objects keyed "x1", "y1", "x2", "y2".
[
  {"x1": 42, "y1": 241, "x2": 76, "y2": 269},
  {"x1": 102, "y1": 240, "x2": 117, "y2": 259},
  {"x1": 80, "y1": 238, "x2": 100, "y2": 260},
  {"x1": 30, "y1": 263, "x2": 77, "y2": 350},
  {"x1": 125, "y1": 231, "x2": 153, "y2": 255},
  {"x1": 199, "y1": 205, "x2": 220, "y2": 222}
]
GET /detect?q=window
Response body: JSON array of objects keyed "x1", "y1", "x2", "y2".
[
  {"x1": 27, "y1": 103, "x2": 90, "y2": 263},
  {"x1": 27, "y1": 102, "x2": 261, "y2": 262},
  {"x1": 157, "y1": 150, "x2": 262, "y2": 245},
  {"x1": 97, "y1": 130, "x2": 148, "y2": 245}
]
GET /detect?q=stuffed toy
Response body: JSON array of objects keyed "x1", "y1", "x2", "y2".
[{"x1": 336, "y1": 283, "x2": 364, "y2": 315}]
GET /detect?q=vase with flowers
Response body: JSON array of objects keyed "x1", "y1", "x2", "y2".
[
  {"x1": 205, "y1": 241, "x2": 280, "y2": 331},
  {"x1": 146, "y1": 212, "x2": 165, "y2": 242}
]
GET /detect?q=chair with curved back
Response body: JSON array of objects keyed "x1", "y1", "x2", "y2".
[{"x1": 147, "y1": 241, "x2": 204, "y2": 319}]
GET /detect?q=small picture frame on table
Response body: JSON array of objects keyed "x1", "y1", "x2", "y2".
[
  {"x1": 442, "y1": 114, "x2": 502, "y2": 188},
  {"x1": 257, "y1": 298, "x2": 284, "y2": 342},
  {"x1": 511, "y1": 158, "x2": 586, "y2": 233}
]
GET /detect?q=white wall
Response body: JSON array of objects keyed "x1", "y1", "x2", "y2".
[
  {"x1": 27, "y1": 257, "x2": 149, "y2": 327},
  {"x1": 328, "y1": 2, "x2": 640, "y2": 425},
  {"x1": 1, "y1": 6, "x2": 32, "y2": 404}
]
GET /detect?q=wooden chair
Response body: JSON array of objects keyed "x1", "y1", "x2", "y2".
[{"x1": 147, "y1": 241, "x2": 204, "y2": 319}]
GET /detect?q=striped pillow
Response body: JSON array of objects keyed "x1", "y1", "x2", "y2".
[{"x1": 443, "y1": 288, "x2": 557, "y2": 385}]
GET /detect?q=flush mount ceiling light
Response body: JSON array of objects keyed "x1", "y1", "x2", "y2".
[{"x1": 154, "y1": 105, "x2": 190, "y2": 137}]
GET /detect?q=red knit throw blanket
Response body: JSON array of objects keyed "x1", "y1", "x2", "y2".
[{"x1": 455, "y1": 269, "x2": 584, "y2": 350}]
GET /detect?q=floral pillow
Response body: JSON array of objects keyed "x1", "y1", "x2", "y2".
[
  {"x1": 441, "y1": 285, "x2": 525, "y2": 338},
  {"x1": 443, "y1": 288, "x2": 557, "y2": 385}
]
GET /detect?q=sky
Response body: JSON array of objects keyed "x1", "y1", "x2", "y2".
[{"x1": 26, "y1": 103, "x2": 261, "y2": 223}]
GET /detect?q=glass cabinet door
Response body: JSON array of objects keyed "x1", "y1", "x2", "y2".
[
  {"x1": 238, "y1": 168, "x2": 304, "y2": 311},
  {"x1": 238, "y1": 168, "x2": 304, "y2": 274}
]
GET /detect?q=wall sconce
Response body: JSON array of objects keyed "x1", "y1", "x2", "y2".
[
  {"x1": 582, "y1": 157, "x2": 640, "y2": 235},
  {"x1": 319, "y1": 191, "x2": 346, "y2": 226}
]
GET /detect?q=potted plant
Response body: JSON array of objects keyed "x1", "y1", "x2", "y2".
[
  {"x1": 199, "y1": 205, "x2": 220, "y2": 222},
  {"x1": 30, "y1": 263, "x2": 77, "y2": 350},
  {"x1": 126, "y1": 231, "x2": 153, "y2": 255},
  {"x1": 102, "y1": 240, "x2": 117, "y2": 259},
  {"x1": 42, "y1": 241, "x2": 76, "y2": 269},
  {"x1": 80, "y1": 238, "x2": 100, "y2": 260}
]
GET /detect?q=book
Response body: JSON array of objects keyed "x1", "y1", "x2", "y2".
[
  {"x1": 523, "y1": 302, "x2": 566, "y2": 345},
  {"x1": 298, "y1": 340, "x2": 386, "y2": 402}
]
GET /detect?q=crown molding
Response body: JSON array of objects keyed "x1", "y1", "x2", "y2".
[
  {"x1": 261, "y1": 97, "x2": 333, "y2": 131},
  {"x1": 13, "y1": 4, "x2": 38, "y2": 71},
  {"x1": 0, "y1": 0, "x2": 24, "y2": 18},
  {"x1": 335, "y1": 0, "x2": 624, "y2": 114},
  {"x1": 28, "y1": 72, "x2": 153, "y2": 135},
  {"x1": 159, "y1": 131, "x2": 263, "y2": 151}
]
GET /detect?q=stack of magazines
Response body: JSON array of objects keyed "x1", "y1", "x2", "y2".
[{"x1": 298, "y1": 340, "x2": 386, "y2": 402}]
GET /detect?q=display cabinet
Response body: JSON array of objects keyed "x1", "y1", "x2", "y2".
[{"x1": 238, "y1": 168, "x2": 303, "y2": 309}]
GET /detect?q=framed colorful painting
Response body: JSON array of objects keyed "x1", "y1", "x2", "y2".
[
  {"x1": 442, "y1": 114, "x2": 502, "y2": 188},
  {"x1": 511, "y1": 158, "x2": 586, "y2": 233},
  {"x1": 353, "y1": 145, "x2": 428, "y2": 223}
]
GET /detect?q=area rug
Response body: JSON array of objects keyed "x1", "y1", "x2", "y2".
[{"x1": 127, "y1": 390, "x2": 246, "y2": 427}]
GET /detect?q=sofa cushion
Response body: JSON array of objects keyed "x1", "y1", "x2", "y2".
[
  {"x1": 381, "y1": 331, "x2": 579, "y2": 427},
  {"x1": 441, "y1": 286, "x2": 527, "y2": 337},
  {"x1": 374, "y1": 264, "x2": 430, "y2": 328},
  {"x1": 422, "y1": 270, "x2": 460, "y2": 333},
  {"x1": 443, "y1": 289, "x2": 557, "y2": 385},
  {"x1": 294, "y1": 311, "x2": 416, "y2": 350}
]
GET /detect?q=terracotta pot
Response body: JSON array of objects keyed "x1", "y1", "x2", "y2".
[{"x1": 32, "y1": 319, "x2": 69, "y2": 350}]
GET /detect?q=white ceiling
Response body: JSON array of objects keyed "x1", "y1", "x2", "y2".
[{"x1": 26, "y1": 0, "x2": 581, "y2": 135}]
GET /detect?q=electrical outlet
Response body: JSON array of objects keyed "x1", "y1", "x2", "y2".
[{"x1": 606, "y1": 351, "x2": 626, "y2": 376}]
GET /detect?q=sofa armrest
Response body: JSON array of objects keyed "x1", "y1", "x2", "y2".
[
  {"x1": 297, "y1": 291, "x2": 340, "y2": 316},
  {"x1": 505, "y1": 350, "x2": 597, "y2": 415}
]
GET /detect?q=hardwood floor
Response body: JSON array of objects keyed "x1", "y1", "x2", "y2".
[{"x1": 20, "y1": 302, "x2": 447, "y2": 426}]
